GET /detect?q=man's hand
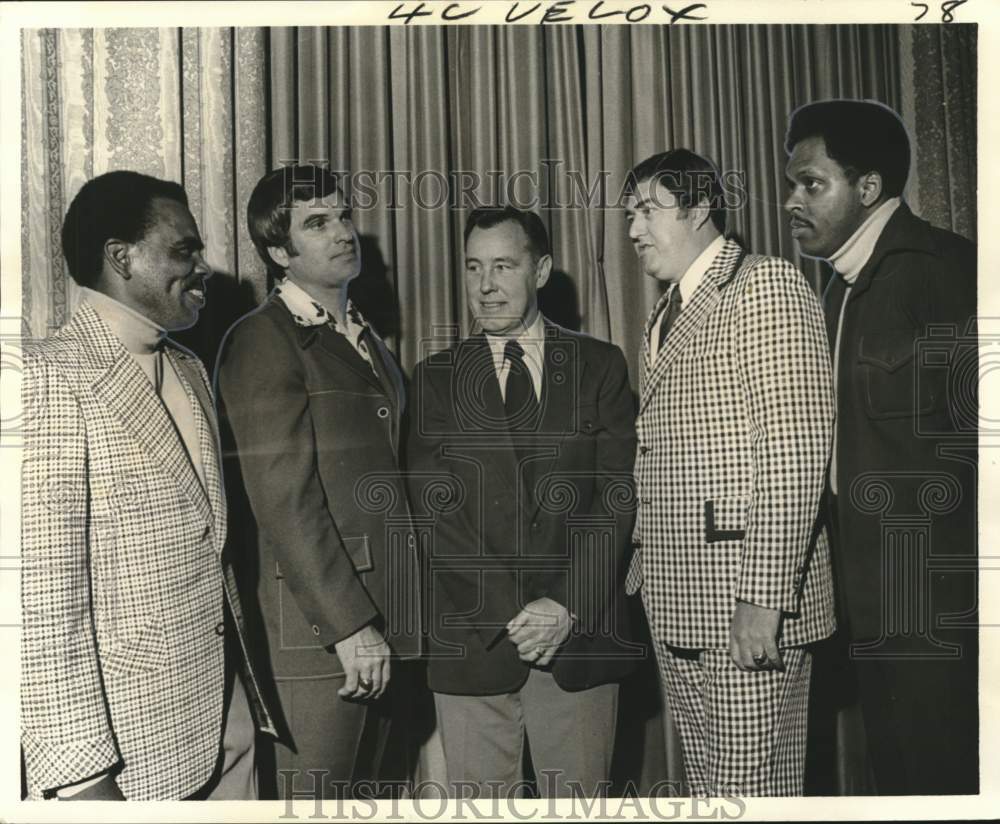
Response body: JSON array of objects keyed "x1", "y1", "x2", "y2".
[
  {"x1": 60, "y1": 774, "x2": 125, "y2": 800},
  {"x1": 506, "y1": 598, "x2": 572, "y2": 666},
  {"x1": 334, "y1": 623, "x2": 390, "y2": 700},
  {"x1": 729, "y1": 600, "x2": 783, "y2": 672}
]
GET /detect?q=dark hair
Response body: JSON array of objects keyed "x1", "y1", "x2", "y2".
[
  {"x1": 463, "y1": 206, "x2": 551, "y2": 261},
  {"x1": 247, "y1": 165, "x2": 344, "y2": 278},
  {"x1": 626, "y1": 149, "x2": 728, "y2": 234},
  {"x1": 784, "y1": 99, "x2": 910, "y2": 198},
  {"x1": 60, "y1": 170, "x2": 188, "y2": 288}
]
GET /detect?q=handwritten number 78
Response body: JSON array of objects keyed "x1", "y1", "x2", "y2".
[{"x1": 912, "y1": 0, "x2": 969, "y2": 22}]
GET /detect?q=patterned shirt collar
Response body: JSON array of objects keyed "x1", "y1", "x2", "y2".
[{"x1": 274, "y1": 278, "x2": 371, "y2": 348}]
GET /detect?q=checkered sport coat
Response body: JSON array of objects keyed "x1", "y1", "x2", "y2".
[
  {"x1": 20, "y1": 302, "x2": 273, "y2": 800},
  {"x1": 628, "y1": 239, "x2": 836, "y2": 650}
]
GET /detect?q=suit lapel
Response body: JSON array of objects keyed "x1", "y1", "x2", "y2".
[
  {"x1": 72, "y1": 302, "x2": 213, "y2": 528},
  {"x1": 314, "y1": 323, "x2": 384, "y2": 392},
  {"x1": 365, "y1": 330, "x2": 404, "y2": 448},
  {"x1": 89, "y1": 348, "x2": 214, "y2": 529},
  {"x1": 168, "y1": 349, "x2": 226, "y2": 550},
  {"x1": 527, "y1": 329, "x2": 577, "y2": 521},
  {"x1": 639, "y1": 239, "x2": 744, "y2": 416},
  {"x1": 454, "y1": 335, "x2": 519, "y2": 498}
]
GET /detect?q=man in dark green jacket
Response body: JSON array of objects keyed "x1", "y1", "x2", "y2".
[
  {"x1": 785, "y1": 99, "x2": 977, "y2": 795},
  {"x1": 216, "y1": 165, "x2": 421, "y2": 800}
]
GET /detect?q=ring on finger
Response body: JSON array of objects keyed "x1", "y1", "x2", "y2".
[
  {"x1": 752, "y1": 652, "x2": 768, "y2": 667},
  {"x1": 359, "y1": 677, "x2": 374, "y2": 691}
]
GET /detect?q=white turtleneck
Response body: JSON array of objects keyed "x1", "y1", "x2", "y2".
[{"x1": 828, "y1": 197, "x2": 901, "y2": 285}]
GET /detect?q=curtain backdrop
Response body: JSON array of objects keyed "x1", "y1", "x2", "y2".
[{"x1": 19, "y1": 23, "x2": 975, "y2": 796}]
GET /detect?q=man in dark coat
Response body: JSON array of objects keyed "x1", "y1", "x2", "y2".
[
  {"x1": 406, "y1": 207, "x2": 640, "y2": 798},
  {"x1": 784, "y1": 99, "x2": 977, "y2": 794},
  {"x1": 215, "y1": 165, "x2": 421, "y2": 799}
]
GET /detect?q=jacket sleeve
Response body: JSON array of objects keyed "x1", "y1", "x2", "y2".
[
  {"x1": 734, "y1": 260, "x2": 835, "y2": 613},
  {"x1": 216, "y1": 313, "x2": 378, "y2": 649},
  {"x1": 20, "y1": 351, "x2": 120, "y2": 795}
]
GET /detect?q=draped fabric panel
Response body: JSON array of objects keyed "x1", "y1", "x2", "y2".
[
  {"x1": 901, "y1": 24, "x2": 976, "y2": 239},
  {"x1": 274, "y1": 25, "x2": 902, "y2": 381},
  {"x1": 19, "y1": 27, "x2": 268, "y2": 353},
  {"x1": 19, "y1": 23, "x2": 974, "y2": 795}
]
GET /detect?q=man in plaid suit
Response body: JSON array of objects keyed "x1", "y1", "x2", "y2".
[
  {"x1": 21, "y1": 171, "x2": 273, "y2": 800},
  {"x1": 624, "y1": 149, "x2": 835, "y2": 796}
]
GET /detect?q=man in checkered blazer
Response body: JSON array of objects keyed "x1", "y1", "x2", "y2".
[
  {"x1": 21, "y1": 171, "x2": 273, "y2": 800},
  {"x1": 623, "y1": 150, "x2": 836, "y2": 796}
]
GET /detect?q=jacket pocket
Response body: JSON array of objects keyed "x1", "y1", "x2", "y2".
[
  {"x1": 100, "y1": 616, "x2": 168, "y2": 679},
  {"x1": 704, "y1": 498, "x2": 748, "y2": 544},
  {"x1": 858, "y1": 330, "x2": 939, "y2": 419}
]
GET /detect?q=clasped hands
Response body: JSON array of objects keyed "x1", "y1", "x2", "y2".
[
  {"x1": 506, "y1": 597, "x2": 572, "y2": 667},
  {"x1": 729, "y1": 599, "x2": 784, "y2": 672}
]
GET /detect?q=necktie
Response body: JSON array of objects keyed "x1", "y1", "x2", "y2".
[
  {"x1": 657, "y1": 286, "x2": 683, "y2": 351},
  {"x1": 503, "y1": 339, "x2": 539, "y2": 431}
]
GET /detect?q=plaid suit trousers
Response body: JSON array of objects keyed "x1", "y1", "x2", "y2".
[{"x1": 651, "y1": 638, "x2": 811, "y2": 797}]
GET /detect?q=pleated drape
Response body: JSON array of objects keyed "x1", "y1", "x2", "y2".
[{"x1": 20, "y1": 27, "x2": 268, "y2": 356}]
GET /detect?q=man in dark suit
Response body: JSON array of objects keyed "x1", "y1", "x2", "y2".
[
  {"x1": 784, "y1": 99, "x2": 978, "y2": 794},
  {"x1": 406, "y1": 206, "x2": 639, "y2": 798},
  {"x1": 215, "y1": 165, "x2": 421, "y2": 799}
]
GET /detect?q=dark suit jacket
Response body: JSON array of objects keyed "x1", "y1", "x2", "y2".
[
  {"x1": 405, "y1": 319, "x2": 640, "y2": 695},
  {"x1": 214, "y1": 294, "x2": 421, "y2": 705},
  {"x1": 823, "y1": 202, "x2": 977, "y2": 642}
]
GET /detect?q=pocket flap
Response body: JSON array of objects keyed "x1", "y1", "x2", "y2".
[
  {"x1": 704, "y1": 498, "x2": 748, "y2": 544},
  {"x1": 101, "y1": 617, "x2": 168, "y2": 679},
  {"x1": 344, "y1": 534, "x2": 374, "y2": 573},
  {"x1": 858, "y1": 330, "x2": 916, "y2": 373}
]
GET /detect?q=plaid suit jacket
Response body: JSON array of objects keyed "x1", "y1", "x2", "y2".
[
  {"x1": 629, "y1": 239, "x2": 836, "y2": 650},
  {"x1": 20, "y1": 302, "x2": 273, "y2": 800}
]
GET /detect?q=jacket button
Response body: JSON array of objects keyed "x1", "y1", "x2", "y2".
[
  {"x1": 639, "y1": 445, "x2": 650, "y2": 455},
  {"x1": 641, "y1": 498, "x2": 651, "y2": 506},
  {"x1": 377, "y1": 406, "x2": 390, "y2": 419},
  {"x1": 312, "y1": 625, "x2": 321, "y2": 636},
  {"x1": 214, "y1": 622, "x2": 225, "y2": 636}
]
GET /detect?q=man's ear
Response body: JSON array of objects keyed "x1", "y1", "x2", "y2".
[
  {"x1": 858, "y1": 171, "x2": 884, "y2": 208},
  {"x1": 689, "y1": 198, "x2": 713, "y2": 231},
  {"x1": 104, "y1": 238, "x2": 131, "y2": 279},
  {"x1": 267, "y1": 245, "x2": 290, "y2": 269},
  {"x1": 535, "y1": 253, "x2": 553, "y2": 291}
]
